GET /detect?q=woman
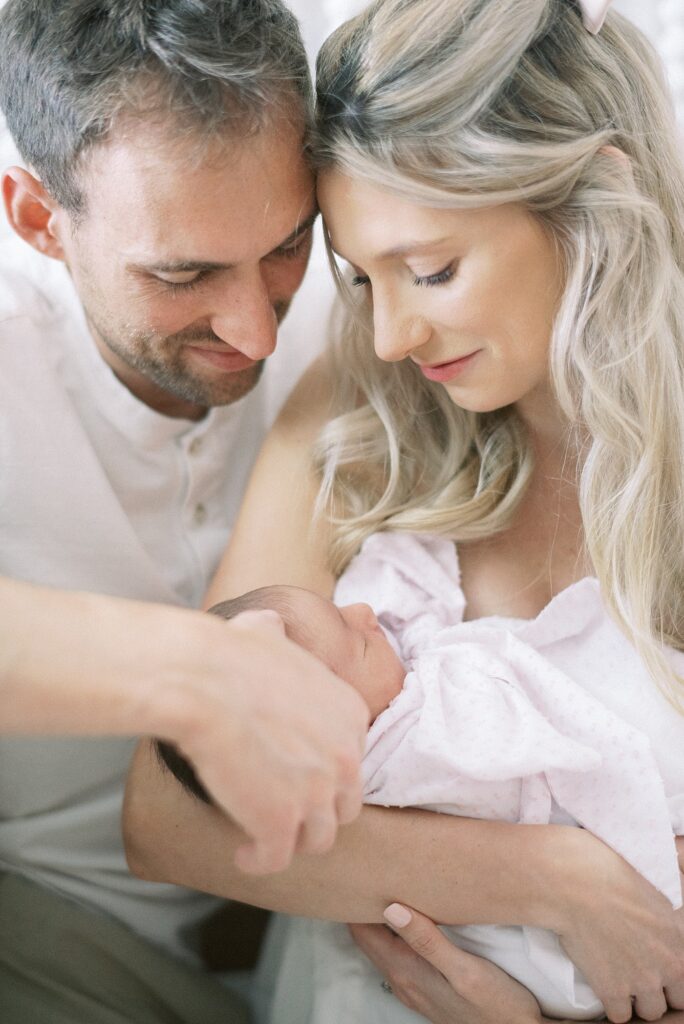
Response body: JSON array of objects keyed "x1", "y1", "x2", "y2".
[{"x1": 125, "y1": 0, "x2": 684, "y2": 1020}]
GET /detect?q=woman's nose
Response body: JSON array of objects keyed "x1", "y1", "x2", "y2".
[{"x1": 372, "y1": 295, "x2": 432, "y2": 363}]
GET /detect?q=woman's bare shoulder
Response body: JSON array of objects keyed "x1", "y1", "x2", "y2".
[
  {"x1": 273, "y1": 354, "x2": 338, "y2": 437},
  {"x1": 205, "y1": 356, "x2": 338, "y2": 605}
]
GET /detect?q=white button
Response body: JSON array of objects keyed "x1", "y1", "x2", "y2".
[
  {"x1": 189, "y1": 437, "x2": 203, "y2": 456},
  {"x1": 193, "y1": 503, "x2": 207, "y2": 526}
]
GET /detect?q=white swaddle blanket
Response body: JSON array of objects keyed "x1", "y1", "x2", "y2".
[{"x1": 269, "y1": 532, "x2": 684, "y2": 1023}]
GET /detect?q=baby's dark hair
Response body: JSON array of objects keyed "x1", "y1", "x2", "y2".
[{"x1": 156, "y1": 585, "x2": 312, "y2": 804}]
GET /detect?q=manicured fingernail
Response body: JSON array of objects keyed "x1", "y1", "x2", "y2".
[{"x1": 384, "y1": 903, "x2": 412, "y2": 928}]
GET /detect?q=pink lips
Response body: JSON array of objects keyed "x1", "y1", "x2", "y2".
[
  {"x1": 189, "y1": 347, "x2": 256, "y2": 372},
  {"x1": 418, "y1": 350, "x2": 480, "y2": 383}
]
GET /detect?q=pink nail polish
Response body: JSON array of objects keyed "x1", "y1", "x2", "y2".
[{"x1": 384, "y1": 903, "x2": 412, "y2": 928}]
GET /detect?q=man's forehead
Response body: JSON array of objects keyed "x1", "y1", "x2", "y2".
[
  {"x1": 79, "y1": 115, "x2": 316, "y2": 259},
  {"x1": 85, "y1": 109, "x2": 310, "y2": 188}
]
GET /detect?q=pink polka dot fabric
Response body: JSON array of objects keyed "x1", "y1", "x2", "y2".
[
  {"x1": 337, "y1": 531, "x2": 683, "y2": 905},
  {"x1": 329, "y1": 531, "x2": 684, "y2": 1018}
]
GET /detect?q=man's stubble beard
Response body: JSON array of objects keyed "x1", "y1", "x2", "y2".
[
  {"x1": 82, "y1": 299, "x2": 294, "y2": 411},
  {"x1": 94, "y1": 319, "x2": 267, "y2": 407}
]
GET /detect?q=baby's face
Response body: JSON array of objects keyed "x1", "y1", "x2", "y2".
[{"x1": 282, "y1": 588, "x2": 405, "y2": 721}]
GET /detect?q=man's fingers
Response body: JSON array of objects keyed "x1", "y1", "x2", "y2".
[
  {"x1": 228, "y1": 608, "x2": 286, "y2": 636},
  {"x1": 335, "y1": 773, "x2": 364, "y2": 826},
  {"x1": 296, "y1": 804, "x2": 338, "y2": 855},
  {"x1": 234, "y1": 830, "x2": 297, "y2": 875}
]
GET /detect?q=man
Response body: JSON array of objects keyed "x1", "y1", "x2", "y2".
[{"x1": 0, "y1": 2, "x2": 368, "y2": 1020}]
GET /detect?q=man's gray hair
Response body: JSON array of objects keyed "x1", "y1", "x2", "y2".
[{"x1": 0, "y1": 0, "x2": 312, "y2": 213}]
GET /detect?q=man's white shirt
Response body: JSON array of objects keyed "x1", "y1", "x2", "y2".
[{"x1": 0, "y1": 234, "x2": 300, "y2": 961}]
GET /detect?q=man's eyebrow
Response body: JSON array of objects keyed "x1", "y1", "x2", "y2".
[
  {"x1": 132, "y1": 258, "x2": 228, "y2": 274},
  {"x1": 128, "y1": 210, "x2": 319, "y2": 275},
  {"x1": 272, "y1": 209, "x2": 319, "y2": 251}
]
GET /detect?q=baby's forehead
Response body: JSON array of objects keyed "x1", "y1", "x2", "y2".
[
  {"x1": 277, "y1": 585, "x2": 339, "y2": 627},
  {"x1": 271, "y1": 586, "x2": 349, "y2": 672}
]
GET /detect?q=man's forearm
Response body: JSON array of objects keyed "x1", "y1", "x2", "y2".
[
  {"x1": 0, "y1": 577, "x2": 179, "y2": 735},
  {"x1": 124, "y1": 739, "x2": 577, "y2": 927}
]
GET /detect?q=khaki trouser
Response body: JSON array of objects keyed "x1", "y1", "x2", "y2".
[{"x1": 0, "y1": 872, "x2": 251, "y2": 1024}]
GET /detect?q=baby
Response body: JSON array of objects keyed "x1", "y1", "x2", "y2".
[
  {"x1": 157, "y1": 584, "x2": 406, "y2": 802},
  {"x1": 158, "y1": 534, "x2": 684, "y2": 1022}
]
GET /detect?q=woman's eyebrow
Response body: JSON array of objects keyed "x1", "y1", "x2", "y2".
[
  {"x1": 377, "y1": 237, "x2": 451, "y2": 259},
  {"x1": 330, "y1": 236, "x2": 451, "y2": 265}
]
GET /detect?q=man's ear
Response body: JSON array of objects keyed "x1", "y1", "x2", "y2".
[{"x1": 2, "y1": 167, "x2": 67, "y2": 261}]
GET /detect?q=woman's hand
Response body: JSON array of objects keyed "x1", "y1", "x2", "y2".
[
  {"x1": 350, "y1": 905, "x2": 544, "y2": 1024},
  {"x1": 351, "y1": 904, "x2": 684, "y2": 1024},
  {"x1": 550, "y1": 831, "x2": 684, "y2": 1022}
]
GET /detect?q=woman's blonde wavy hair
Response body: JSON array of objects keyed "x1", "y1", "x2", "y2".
[{"x1": 311, "y1": 0, "x2": 684, "y2": 703}]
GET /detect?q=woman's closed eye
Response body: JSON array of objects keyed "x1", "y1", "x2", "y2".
[
  {"x1": 351, "y1": 262, "x2": 456, "y2": 289},
  {"x1": 413, "y1": 264, "x2": 455, "y2": 287}
]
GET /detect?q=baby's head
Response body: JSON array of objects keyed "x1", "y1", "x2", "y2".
[
  {"x1": 210, "y1": 584, "x2": 405, "y2": 719},
  {"x1": 157, "y1": 585, "x2": 405, "y2": 802}
]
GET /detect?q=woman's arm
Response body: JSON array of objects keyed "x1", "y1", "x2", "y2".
[
  {"x1": 124, "y1": 737, "x2": 684, "y2": 1019},
  {"x1": 125, "y1": 739, "x2": 571, "y2": 926},
  {"x1": 204, "y1": 357, "x2": 337, "y2": 606},
  {"x1": 124, "y1": 357, "x2": 684, "y2": 1012}
]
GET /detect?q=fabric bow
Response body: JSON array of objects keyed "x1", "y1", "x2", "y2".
[{"x1": 578, "y1": 0, "x2": 612, "y2": 34}]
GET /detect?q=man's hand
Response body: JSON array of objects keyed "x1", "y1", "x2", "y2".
[
  {"x1": 156, "y1": 608, "x2": 369, "y2": 875},
  {"x1": 0, "y1": 577, "x2": 368, "y2": 877}
]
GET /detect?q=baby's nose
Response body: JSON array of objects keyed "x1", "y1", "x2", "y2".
[{"x1": 346, "y1": 602, "x2": 378, "y2": 629}]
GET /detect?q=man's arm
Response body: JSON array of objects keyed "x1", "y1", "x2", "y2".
[{"x1": 0, "y1": 575, "x2": 368, "y2": 873}]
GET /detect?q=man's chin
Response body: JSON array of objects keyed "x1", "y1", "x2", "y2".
[{"x1": 195, "y1": 359, "x2": 265, "y2": 407}]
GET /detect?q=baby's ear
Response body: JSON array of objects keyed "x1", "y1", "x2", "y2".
[{"x1": 230, "y1": 608, "x2": 286, "y2": 637}]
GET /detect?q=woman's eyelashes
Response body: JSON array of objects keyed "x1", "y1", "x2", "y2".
[
  {"x1": 414, "y1": 265, "x2": 454, "y2": 288},
  {"x1": 350, "y1": 263, "x2": 455, "y2": 288}
]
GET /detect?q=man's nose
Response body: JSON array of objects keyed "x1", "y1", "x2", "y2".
[{"x1": 209, "y1": 268, "x2": 278, "y2": 361}]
